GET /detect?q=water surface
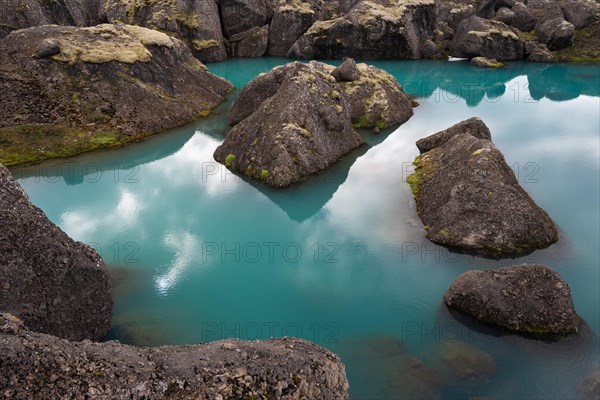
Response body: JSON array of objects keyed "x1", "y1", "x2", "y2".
[{"x1": 13, "y1": 59, "x2": 600, "y2": 399}]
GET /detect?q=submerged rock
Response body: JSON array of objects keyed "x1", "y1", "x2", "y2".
[
  {"x1": 102, "y1": 0, "x2": 227, "y2": 62},
  {"x1": 579, "y1": 368, "x2": 600, "y2": 400},
  {"x1": 217, "y1": 59, "x2": 413, "y2": 187},
  {"x1": 433, "y1": 341, "x2": 496, "y2": 389},
  {"x1": 215, "y1": 61, "x2": 362, "y2": 187},
  {"x1": 0, "y1": 164, "x2": 111, "y2": 341},
  {"x1": 0, "y1": 313, "x2": 350, "y2": 399},
  {"x1": 408, "y1": 117, "x2": 558, "y2": 258},
  {"x1": 450, "y1": 15, "x2": 524, "y2": 60},
  {"x1": 444, "y1": 264, "x2": 579, "y2": 337},
  {"x1": 287, "y1": 0, "x2": 437, "y2": 60},
  {"x1": 0, "y1": 24, "x2": 232, "y2": 166}
]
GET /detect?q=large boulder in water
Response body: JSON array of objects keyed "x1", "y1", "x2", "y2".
[
  {"x1": 217, "y1": 59, "x2": 414, "y2": 186},
  {"x1": 444, "y1": 264, "x2": 580, "y2": 337},
  {"x1": 408, "y1": 117, "x2": 558, "y2": 258},
  {"x1": 0, "y1": 164, "x2": 112, "y2": 341},
  {"x1": 449, "y1": 15, "x2": 524, "y2": 60},
  {"x1": 0, "y1": 24, "x2": 232, "y2": 166},
  {"x1": 0, "y1": 313, "x2": 350, "y2": 399},
  {"x1": 287, "y1": 0, "x2": 437, "y2": 60},
  {"x1": 102, "y1": 0, "x2": 227, "y2": 62},
  {"x1": 215, "y1": 61, "x2": 363, "y2": 187}
]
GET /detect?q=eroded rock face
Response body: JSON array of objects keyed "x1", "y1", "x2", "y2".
[
  {"x1": 450, "y1": 15, "x2": 524, "y2": 60},
  {"x1": 267, "y1": 0, "x2": 320, "y2": 56},
  {"x1": 0, "y1": 165, "x2": 111, "y2": 341},
  {"x1": 0, "y1": 0, "x2": 101, "y2": 38},
  {"x1": 444, "y1": 264, "x2": 579, "y2": 337},
  {"x1": 0, "y1": 24, "x2": 232, "y2": 166},
  {"x1": 287, "y1": 0, "x2": 437, "y2": 60},
  {"x1": 215, "y1": 61, "x2": 362, "y2": 187},
  {"x1": 408, "y1": 117, "x2": 558, "y2": 258},
  {"x1": 102, "y1": 0, "x2": 227, "y2": 62},
  {"x1": 0, "y1": 313, "x2": 350, "y2": 399},
  {"x1": 230, "y1": 24, "x2": 270, "y2": 57},
  {"x1": 218, "y1": 59, "x2": 413, "y2": 187}
]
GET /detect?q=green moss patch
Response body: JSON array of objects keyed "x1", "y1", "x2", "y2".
[{"x1": 0, "y1": 124, "x2": 151, "y2": 166}]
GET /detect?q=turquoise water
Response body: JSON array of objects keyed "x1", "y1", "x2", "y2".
[{"x1": 12, "y1": 59, "x2": 600, "y2": 399}]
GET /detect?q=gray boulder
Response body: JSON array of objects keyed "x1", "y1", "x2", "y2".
[
  {"x1": 337, "y1": 62, "x2": 414, "y2": 129},
  {"x1": 219, "y1": 0, "x2": 274, "y2": 38},
  {"x1": 332, "y1": 57, "x2": 360, "y2": 82},
  {"x1": 444, "y1": 264, "x2": 579, "y2": 337},
  {"x1": 0, "y1": 0, "x2": 100, "y2": 38},
  {"x1": 495, "y1": 6, "x2": 516, "y2": 25},
  {"x1": 266, "y1": 0, "x2": 319, "y2": 57},
  {"x1": 102, "y1": 0, "x2": 227, "y2": 62},
  {"x1": 526, "y1": 0, "x2": 564, "y2": 26},
  {"x1": 0, "y1": 313, "x2": 350, "y2": 399},
  {"x1": 215, "y1": 61, "x2": 363, "y2": 187},
  {"x1": 561, "y1": 0, "x2": 599, "y2": 29},
  {"x1": 230, "y1": 24, "x2": 269, "y2": 57},
  {"x1": 287, "y1": 0, "x2": 437, "y2": 60},
  {"x1": 450, "y1": 16, "x2": 524, "y2": 60},
  {"x1": 471, "y1": 56, "x2": 504, "y2": 68},
  {"x1": 0, "y1": 24, "x2": 232, "y2": 166},
  {"x1": 536, "y1": 17, "x2": 575, "y2": 50},
  {"x1": 408, "y1": 117, "x2": 558, "y2": 258},
  {"x1": 510, "y1": 1, "x2": 537, "y2": 31},
  {"x1": 0, "y1": 164, "x2": 111, "y2": 341},
  {"x1": 527, "y1": 42, "x2": 554, "y2": 62}
]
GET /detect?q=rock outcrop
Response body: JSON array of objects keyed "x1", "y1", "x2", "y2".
[
  {"x1": 444, "y1": 264, "x2": 580, "y2": 337},
  {"x1": 287, "y1": 0, "x2": 437, "y2": 60},
  {"x1": 215, "y1": 61, "x2": 363, "y2": 187},
  {"x1": 0, "y1": 24, "x2": 232, "y2": 166},
  {"x1": 229, "y1": 24, "x2": 270, "y2": 57},
  {"x1": 449, "y1": 15, "x2": 524, "y2": 60},
  {"x1": 0, "y1": 0, "x2": 101, "y2": 38},
  {"x1": 216, "y1": 59, "x2": 413, "y2": 187},
  {"x1": 408, "y1": 117, "x2": 558, "y2": 258},
  {"x1": 0, "y1": 313, "x2": 350, "y2": 399},
  {"x1": 0, "y1": 164, "x2": 112, "y2": 341},
  {"x1": 102, "y1": 0, "x2": 227, "y2": 62}
]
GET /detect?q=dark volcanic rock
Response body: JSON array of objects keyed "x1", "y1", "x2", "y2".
[
  {"x1": 102, "y1": 0, "x2": 227, "y2": 62},
  {"x1": 220, "y1": 0, "x2": 274, "y2": 38},
  {"x1": 526, "y1": 0, "x2": 564, "y2": 26},
  {"x1": 332, "y1": 57, "x2": 360, "y2": 82},
  {"x1": 215, "y1": 61, "x2": 363, "y2": 187},
  {"x1": 408, "y1": 117, "x2": 558, "y2": 258},
  {"x1": 495, "y1": 7, "x2": 516, "y2": 26},
  {"x1": 266, "y1": 0, "x2": 319, "y2": 56},
  {"x1": 0, "y1": 313, "x2": 350, "y2": 399},
  {"x1": 0, "y1": 165, "x2": 111, "y2": 341},
  {"x1": 337, "y1": 62, "x2": 414, "y2": 129},
  {"x1": 287, "y1": 0, "x2": 437, "y2": 60},
  {"x1": 0, "y1": 24, "x2": 232, "y2": 166},
  {"x1": 536, "y1": 17, "x2": 575, "y2": 51},
  {"x1": 527, "y1": 42, "x2": 554, "y2": 62},
  {"x1": 0, "y1": 0, "x2": 100, "y2": 38},
  {"x1": 561, "y1": 0, "x2": 599, "y2": 29},
  {"x1": 450, "y1": 15, "x2": 524, "y2": 60},
  {"x1": 444, "y1": 264, "x2": 579, "y2": 337},
  {"x1": 510, "y1": 1, "x2": 537, "y2": 32},
  {"x1": 230, "y1": 25, "x2": 269, "y2": 57}
]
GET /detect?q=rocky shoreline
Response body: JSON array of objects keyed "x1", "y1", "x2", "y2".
[{"x1": 1, "y1": 0, "x2": 598, "y2": 64}]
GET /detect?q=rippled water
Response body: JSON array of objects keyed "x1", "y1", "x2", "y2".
[{"x1": 13, "y1": 59, "x2": 600, "y2": 399}]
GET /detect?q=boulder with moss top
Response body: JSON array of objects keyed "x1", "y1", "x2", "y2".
[
  {"x1": 0, "y1": 24, "x2": 232, "y2": 166},
  {"x1": 408, "y1": 117, "x2": 558, "y2": 258},
  {"x1": 287, "y1": 0, "x2": 437, "y2": 60},
  {"x1": 215, "y1": 61, "x2": 363, "y2": 187},
  {"x1": 450, "y1": 15, "x2": 524, "y2": 60},
  {"x1": 444, "y1": 264, "x2": 580, "y2": 338},
  {"x1": 0, "y1": 164, "x2": 111, "y2": 341},
  {"x1": 0, "y1": 313, "x2": 350, "y2": 399},
  {"x1": 102, "y1": 0, "x2": 227, "y2": 62}
]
